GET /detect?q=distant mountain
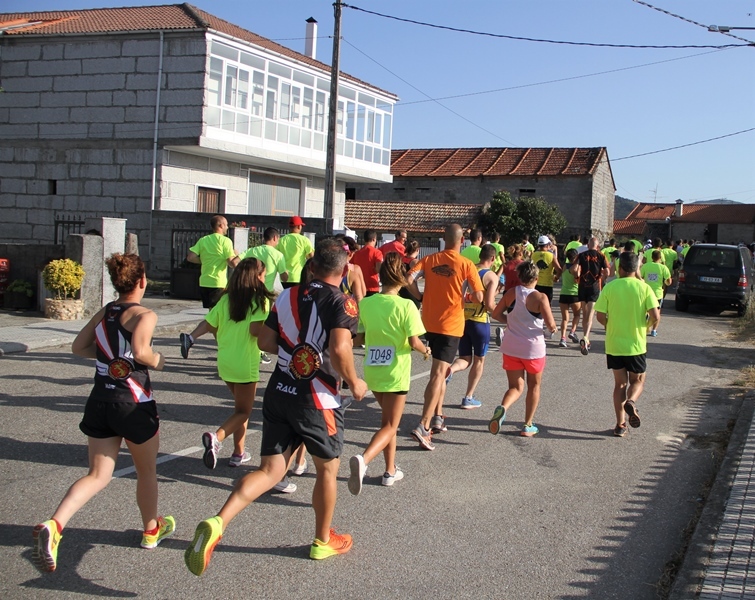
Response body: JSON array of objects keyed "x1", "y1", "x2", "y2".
[
  {"x1": 689, "y1": 198, "x2": 739, "y2": 204},
  {"x1": 615, "y1": 195, "x2": 637, "y2": 220}
]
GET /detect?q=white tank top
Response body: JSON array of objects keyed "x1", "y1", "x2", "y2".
[{"x1": 500, "y1": 286, "x2": 546, "y2": 360}]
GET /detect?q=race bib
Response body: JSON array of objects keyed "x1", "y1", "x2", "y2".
[
  {"x1": 366, "y1": 345, "x2": 395, "y2": 366},
  {"x1": 647, "y1": 273, "x2": 659, "y2": 282}
]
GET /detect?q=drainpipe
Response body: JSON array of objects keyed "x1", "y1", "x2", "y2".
[{"x1": 149, "y1": 31, "x2": 165, "y2": 270}]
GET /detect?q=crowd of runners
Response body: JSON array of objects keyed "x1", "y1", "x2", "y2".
[{"x1": 31, "y1": 216, "x2": 688, "y2": 576}]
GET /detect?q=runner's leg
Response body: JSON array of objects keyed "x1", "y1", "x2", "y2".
[
  {"x1": 216, "y1": 381, "x2": 256, "y2": 456},
  {"x1": 311, "y1": 455, "x2": 340, "y2": 543},
  {"x1": 362, "y1": 392, "x2": 407, "y2": 474},
  {"x1": 523, "y1": 370, "x2": 543, "y2": 426},
  {"x1": 125, "y1": 433, "x2": 160, "y2": 531},
  {"x1": 465, "y1": 356, "x2": 486, "y2": 398},
  {"x1": 612, "y1": 368, "x2": 629, "y2": 425},
  {"x1": 502, "y1": 368, "x2": 525, "y2": 410}
]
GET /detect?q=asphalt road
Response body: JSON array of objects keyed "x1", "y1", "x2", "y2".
[{"x1": 0, "y1": 297, "x2": 753, "y2": 599}]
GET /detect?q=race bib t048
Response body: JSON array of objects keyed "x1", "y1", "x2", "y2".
[{"x1": 365, "y1": 346, "x2": 395, "y2": 366}]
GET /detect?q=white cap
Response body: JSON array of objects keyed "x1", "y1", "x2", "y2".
[{"x1": 537, "y1": 235, "x2": 551, "y2": 246}]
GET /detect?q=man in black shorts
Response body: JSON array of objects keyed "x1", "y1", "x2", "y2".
[
  {"x1": 570, "y1": 237, "x2": 609, "y2": 355},
  {"x1": 184, "y1": 239, "x2": 368, "y2": 575}
]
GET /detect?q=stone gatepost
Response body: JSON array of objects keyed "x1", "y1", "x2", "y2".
[
  {"x1": 65, "y1": 233, "x2": 104, "y2": 318},
  {"x1": 84, "y1": 217, "x2": 127, "y2": 312}
]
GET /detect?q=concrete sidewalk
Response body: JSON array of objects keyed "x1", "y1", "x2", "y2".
[
  {"x1": 1, "y1": 299, "x2": 754, "y2": 598},
  {"x1": 0, "y1": 295, "x2": 203, "y2": 356}
]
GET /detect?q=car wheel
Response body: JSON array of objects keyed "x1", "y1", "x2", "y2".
[
  {"x1": 675, "y1": 294, "x2": 689, "y2": 312},
  {"x1": 737, "y1": 302, "x2": 748, "y2": 318}
]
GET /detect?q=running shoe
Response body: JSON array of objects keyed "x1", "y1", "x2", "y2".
[
  {"x1": 429, "y1": 414, "x2": 447, "y2": 434},
  {"x1": 32, "y1": 519, "x2": 61, "y2": 573},
  {"x1": 272, "y1": 477, "x2": 297, "y2": 493},
  {"x1": 184, "y1": 516, "x2": 222, "y2": 576},
  {"x1": 579, "y1": 338, "x2": 590, "y2": 356},
  {"x1": 488, "y1": 405, "x2": 506, "y2": 435},
  {"x1": 202, "y1": 432, "x2": 220, "y2": 469},
  {"x1": 381, "y1": 467, "x2": 405, "y2": 487},
  {"x1": 461, "y1": 396, "x2": 482, "y2": 409},
  {"x1": 179, "y1": 333, "x2": 193, "y2": 359},
  {"x1": 649, "y1": 330, "x2": 658, "y2": 337},
  {"x1": 292, "y1": 460, "x2": 309, "y2": 476},
  {"x1": 228, "y1": 452, "x2": 251, "y2": 468},
  {"x1": 444, "y1": 368, "x2": 453, "y2": 385},
  {"x1": 141, "y1": 515, "x2": 176, "y2": 549},
  {"x1": 260, "y1": 352, "x2": 272, "y2": 364},
  {"x1": 624, "y1": 401, "x2": 641, "y2": 428},
  {"x1": 520, "y1": 424, "x2": 539, "y2": 437},
  {"x1": 613, "y1": 423, "x2": 628, "y2": 437},
  {"x1": 568, "y1": 331, "x2": 579, "y2": 344},
  {"x1": 411, "y1": 424, "x2": 435, "y2": 451},
  {"x1": 558, "y1": 338, "x2": 567, "y2": 348},
  {"x1": 495, "y1": 326, "x2": 504, "y2": 347},
  {"x1": 348, "y1": 455, "x2": 367, "y2": 496},
  {"x1": 310, "y1": 528, "x2": 353, "y2": 560}
]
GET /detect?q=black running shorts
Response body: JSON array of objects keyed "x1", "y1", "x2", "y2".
[
  {"x1": 578, "y1": 285, "x2": 601, "y2": 303},
  {"x1": 535, "y1": 285, "x2": 554, "y2": 303},
  {"x1": 199, "y1": 286, "x2": 224, "y2": 309},
  {"x1": 80, "y1": 400, "x2": 159, "y2": 444},
  {"x1": 425, "y1": 332, "x2": 461, "y2": 364},
  {"x1": 606, "y1": 353, "x2": 647, "y2": 374},
  {"x1": 260, "y1": 397, "x2": 345, "y2": 460},
  {"x1": 559, "y1": 294, "x2": 579, "y2": 306}
]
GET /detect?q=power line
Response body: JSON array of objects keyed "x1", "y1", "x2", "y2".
[
  {"x1": 632, "y1": 0, "x2": 755, "y2": 46},
  {"x1": 342, "y1": 37, "x2": 517, "y2": 145},
  {"x1": 399, "y1": 48, "x2": 731, "y2": 106},
  {"x1": 341, "y1": 3, "x2": 750, "y2": 49},
  {"x1": 613, "y1": 127, "x2": 755, "y2": 161}
]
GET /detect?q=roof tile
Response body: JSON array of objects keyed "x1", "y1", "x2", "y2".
[
  {"x1": 345, "y1": 200, "x2": 482, "y2": 234},
  {"x1": 627, "y1": 202, "x2": 755, "y2": 224}
]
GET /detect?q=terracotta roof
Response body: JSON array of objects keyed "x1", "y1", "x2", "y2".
[
  {"x1": 0, "y1": 4, "x2": 397, "y2": 99},
  {"x1": 391, "y1": 147, "x2": 607, "y2": 178},
  {"x1": 627, "y1": 202, "x2": 755, "y2": 224},
  {"x1": 613, "y1": 218, "x2": 647, "y2": 236},
  {"x1": 345, "y1": 200, "x2": 482, "y2": 234}
]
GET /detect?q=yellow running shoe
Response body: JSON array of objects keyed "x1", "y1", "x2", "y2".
[
  {"x1": 185, "y1": 516, "x2": 223, "y2": 576},
  {"x1": 309, "y1": 528, "x2": 353, "y2": 560},
  {"x1": 141, "y1": 515, "x2": 176, "y2": 549},
  {"x1": 32, "y1": 520, "x2": 61, "y2": 573}
]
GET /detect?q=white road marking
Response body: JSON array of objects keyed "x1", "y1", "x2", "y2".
[{"x1": 112, "y1": 371, "x2": 433, "y2": 479}]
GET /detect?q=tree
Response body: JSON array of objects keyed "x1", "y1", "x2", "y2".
[{"x1": 478, "y1": 191, "x2": 567, "y2": 247}]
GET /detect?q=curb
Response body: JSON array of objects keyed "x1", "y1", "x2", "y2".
[{"x1": 668, "y1": 389, "x2": 755, "y2": 599}]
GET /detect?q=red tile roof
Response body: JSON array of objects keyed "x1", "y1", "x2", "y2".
[
  {"x1": 391, "y1": 147, "x2": 607, "y2": 178},
  {"x1": 627, "y1": 202, "x2": 755, "y2": 224},
  {"x1": 345, "y1": 200, "x2": 482, "y2": 234},
  {"x1": 613, "y1": 218, "x2": 647, "y2": 236},
  {"x1": 0, "y1": 4, "x2": 397, "y2": 99}
]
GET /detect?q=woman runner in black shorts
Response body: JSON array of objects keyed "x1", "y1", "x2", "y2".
[{"x1": 31, "y1": 253, "x2": 174, "y2": 573}]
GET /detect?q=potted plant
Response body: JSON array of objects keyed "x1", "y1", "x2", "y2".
[
  {"x1": 42, "y1": 258, "x2": 85, "y2": 320},
  {"x1": 4, "y1": 279, "x2": 35, "y2": 310}
]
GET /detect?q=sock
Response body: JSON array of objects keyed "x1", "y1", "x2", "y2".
[
  {"x1": 52, "y1": 518, "x2": 63, "y2": 534},
  {"x1": 144, "y1": 522, "x2": 160, "y2": 536}
]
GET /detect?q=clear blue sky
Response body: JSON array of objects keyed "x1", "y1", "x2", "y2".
[{"x1": 5, "y1": 0, "x2": 755, "y2": 204}]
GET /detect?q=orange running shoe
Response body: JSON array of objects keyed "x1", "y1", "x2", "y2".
[{"x1": 309, "y1": 528, "x2": 353, "y2": 560}]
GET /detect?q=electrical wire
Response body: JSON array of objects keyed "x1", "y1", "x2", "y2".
[
  {"x1": 613, "y1": 127, "x2": 755, "y2": 161},
  {"x1": 341, "y1": 3, "x2": 750, "y2": 49},
  {"x1": 342, "y1": 37, "x2": 517, "y2": 145},
  {"x1": 399, "y1": 48, "x2": 731, "y2": 106}
]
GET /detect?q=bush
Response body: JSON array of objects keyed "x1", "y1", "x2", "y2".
[
  {"x1": 42, "y1": 259, "x2": 85, "y2": 300},
  {"x1": 7, "y1": 279, "x2": 34, "y2": 297}
]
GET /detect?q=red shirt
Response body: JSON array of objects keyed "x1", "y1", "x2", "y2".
[
  {"x1": 379, "y1": 240, "x2": 406, "y2": 258},
  {"x1": 351, "y1": 245, "x2": 383, "y2": 292}
]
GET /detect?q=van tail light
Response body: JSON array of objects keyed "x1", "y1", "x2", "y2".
[
  {"x1": 678, "y1": 270, "x2": 685, "y2": 283},
  {"x1": 739, "y1": 274, "x2": 748, "y2": 288}
]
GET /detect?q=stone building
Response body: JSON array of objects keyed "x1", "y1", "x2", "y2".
[
  {"x1": 0, "y1": 4, "x2": 397, "y2": 277},
  {"x1": 348, "y1": 147, "x2": 616, "y2": 240}
]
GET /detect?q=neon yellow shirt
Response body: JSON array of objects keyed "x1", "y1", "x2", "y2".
[
  {"x1": 460, "y1": 245, "x2": 482, "y2": 264},
  {"x1": 566, "y1": 241, "x2": 581, "y2": 253},
  {"x1": 357, "y1": 294, "x2": 425, "y2": 392},
  {"x1": 189, "y1": 233, "x2": 235, "y2": 288},
  {"x1": 278, "y1": 233, "x2": 314, "y2": 283},
  {"x1": 205, "y1": 294, "x2": 269, "y2": 383},
  {"x1": 240, "y1": 244, "x2": 287, "y2": 292},
  {"x1": 531, "y1": 250, "x2": 556, "y2": 287},
  {"x1": 602, "y1": 246, "x2": 617, "y2": 262},
  {"x1": 640, "y1": 262, "x2": 670, "y2": 299},
  {"x1": 662, "y1": 247, "x2": 679, "y2": 271},
  {"x1": 490, "y1": 242, "x2": 505, "y2": 271},
  {"x1": 594, "y1": 277, "x2": 658, "y2": 356}
]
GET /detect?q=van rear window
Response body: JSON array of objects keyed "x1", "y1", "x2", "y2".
[{"x1": 685, "y1": 249, "x2": 739, "y2": 269}]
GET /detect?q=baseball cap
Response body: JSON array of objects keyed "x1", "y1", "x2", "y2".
[
  {"x1": 289, "y1": 216, "x2": 305, "y2": 227},
  {"x1": 537, "y1": 235, "x2": 551, "y2": 246}
]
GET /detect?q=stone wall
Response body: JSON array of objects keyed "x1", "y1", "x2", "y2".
[
  {"x1": 0, "y1": 32, "x2": 206, "y2": 258},
  {"x1": 350, "y1": 173, "x2": 614, "y2": 240},
  {"x1": 0, "y1": 243, "x2": 64, "y2": 287}
]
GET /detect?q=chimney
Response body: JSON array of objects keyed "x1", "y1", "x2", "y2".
[
  {"x1": 675, "y1": 198, "x2": 684, "y2": 217},
  {"x1": 305, "y1": 17, "x2": 317, "y2": 59}
]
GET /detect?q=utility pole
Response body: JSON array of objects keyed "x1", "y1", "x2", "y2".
[{"x1": 323, "y1": 0, "x2": 342, "y2": 230}]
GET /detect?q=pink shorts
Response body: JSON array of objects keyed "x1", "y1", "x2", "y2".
[{"x1": 502, "y1": 354, "x2": 546, "y2": 374}]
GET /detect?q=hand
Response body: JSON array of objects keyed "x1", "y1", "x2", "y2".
[
  {"x1": 349, "y1": 378, "x2": 368, "y2": 402},
  {"x1": 423, "y1": 347, "x2": 431, "y2": 361}
]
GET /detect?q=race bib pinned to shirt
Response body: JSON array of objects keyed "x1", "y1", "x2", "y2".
[{"x1": 365, "y1": 346, "x2": 395, "y2": 366}]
